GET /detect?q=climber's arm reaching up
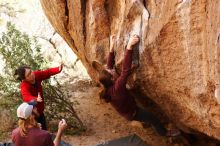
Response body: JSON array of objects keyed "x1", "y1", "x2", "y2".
[{"x1": 107, "y1": 35, "x2": 116, "y2": 69}]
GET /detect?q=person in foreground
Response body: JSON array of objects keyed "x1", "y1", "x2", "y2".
[
  {"x1": 12, "y1": 102, "x2": 67, "y2": 146},
  {"x1": 14, "y1": 64, "x2": 63, "y2": 130},
  {"x1": 98, "y1": 34, "x2": 180, "y2": 137}
]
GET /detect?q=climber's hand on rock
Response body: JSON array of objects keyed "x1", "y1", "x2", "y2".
[
  {"x1": 110, "y1": 35, "x2": 116, "y2": 52},
  {"x1": 127, "y1": 35, "x2": 139, "y2": 50}
]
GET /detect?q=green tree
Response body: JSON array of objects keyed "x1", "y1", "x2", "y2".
[{"x1": 0, "y1": 22, "x2": 85, "y2": 136}]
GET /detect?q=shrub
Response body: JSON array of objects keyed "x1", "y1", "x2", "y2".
[{"x1": 0, "y1": 22, "x2": 85, "y2": 138}]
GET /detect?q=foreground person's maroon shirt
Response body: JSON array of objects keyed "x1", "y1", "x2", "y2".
[
  {"x1": 12, "y1": 127, "x2": 54, "y2": 146},
  {"x1": 104, "y1": 49, "x2": 137, "y2": 120}
]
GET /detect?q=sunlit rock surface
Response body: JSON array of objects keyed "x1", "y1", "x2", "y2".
[{"x1": 40, "y1": 0, "x2": 220, "y2": 140}]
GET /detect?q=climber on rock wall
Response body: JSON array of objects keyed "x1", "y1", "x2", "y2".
[{"x1": 98, "y1": 34, "x2": 180, "y2": 137}]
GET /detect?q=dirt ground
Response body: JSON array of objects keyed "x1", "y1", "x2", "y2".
[
  {"x1": 2, "y1": 79, "x2": 218, "y2": 145},
  {"x1": 62, "y1": 79, "x2": 177, "y2": 146}
]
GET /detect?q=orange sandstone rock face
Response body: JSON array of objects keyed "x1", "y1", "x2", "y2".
[{"x1": 40, "y1": 0, "x2": 220, "y2": 139}]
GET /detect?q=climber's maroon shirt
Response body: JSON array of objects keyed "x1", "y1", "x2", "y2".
[{"x1": 104, "y1": 49, "x2": 137, "y2": 120}]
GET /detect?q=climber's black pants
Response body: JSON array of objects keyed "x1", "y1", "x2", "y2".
[
  {"x1": 133, "y1": 107, "x2": 167, "y2": 136},
  {"x1": 36, "y1": 113, "x2": 47, "y2": 130}
]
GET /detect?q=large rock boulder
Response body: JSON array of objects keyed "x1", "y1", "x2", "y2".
[{"x1": 40, "y1": 0, "x2": 220, "y2": 140}]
